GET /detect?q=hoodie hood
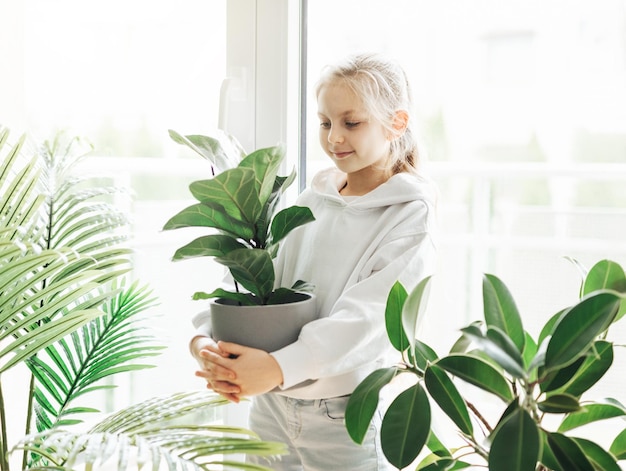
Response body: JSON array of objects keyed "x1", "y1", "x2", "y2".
[{"x1": 310, "y1": 166, "x2": 437, "y2": 209}]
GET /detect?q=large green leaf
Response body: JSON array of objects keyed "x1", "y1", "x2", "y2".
[
  {"x1": 544, "y1": 291, "x2": 620, "y2": 372},
  {"x1": 560, "y1": 340, "x2": 613, "y2": 397},
  {"x1": 546, "y1": 432, "x2": 595, "y2": 471},
  {"x1": 482, "y1": 273, "x2": 525, "y2": 352},
  {"x1": 460, "y1": 324, "x2": 526, "y2": 379},
  {"x1": 537, "y1": 393, "x2": 580, "y2": 414},
  {"x1": 384, "y1": 282, "x2": 410, "y2": 352},
  {"x1": 381, "y1": 382, "x2": 431, "y2": 469},
  {"x1": 216, "y1": 248, "x2": 275, "y2": 302},
  {"x1": 436, "y1": 354, "x2": 513, "y2": 402},
  {"x1": 410, "y1": 339, "x2": 439, "y2": 372},
  {"x1": 558, "y1": 401, "x2": 626, "y2": 432},
  {"x1": 488, "y1": 407, "x2": 539, "y2": 471},
  {"x1": 238, "y1": 145, "x2": 285, "y2": 208},
  {"x1": 571, "y1": 437, "x2": 621, "y2": 471},
  {"x1": 172, "y1": 234, "x2": 247, "y2": 260},
  {"x1": 165, "y1": 201, "x2": 255, "y2": 243},
  {"x1": 189, "y1": 168, "x2": 261, "y2": 224},
  {"x1": 168, "y1": 129, "x2": 244, "y2": 171},
  {"x1": 609, "y1": 427, "x2": 626, "y2": 459},
  {"x1": 424, "y1": 364, "x2": 473, "y2": 435},
  {"x1": 402, "y1": 275, "x2": 433, "y2": 353},
  {"x1": 345, "y1": 367, "x2": 398, "y2": 444},
  {"x1": 269, "y1": 205, "x2": 315, "y2": 246},
  {"x1": 583, "y1": 259, "x2": 626, "y2": 321}
]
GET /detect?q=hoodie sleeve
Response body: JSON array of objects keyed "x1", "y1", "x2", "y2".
[{"x1": 271, "y1": 229, "x2": 437, "y2": 390}]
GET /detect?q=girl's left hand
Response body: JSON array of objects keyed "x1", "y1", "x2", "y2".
[{"x1": 198, "y1": 341, "x2": 284, "y2": 398}]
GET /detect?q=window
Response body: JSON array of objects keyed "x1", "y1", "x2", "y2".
[{"x1": 304, "y1": 0, "x2": 626, "y2": 408}]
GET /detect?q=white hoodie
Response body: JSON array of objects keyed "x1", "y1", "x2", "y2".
[{"x1": 270, "y1": 167, "x2": 438, "y2": 399}]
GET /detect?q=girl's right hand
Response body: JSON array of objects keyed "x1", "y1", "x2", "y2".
[{"x1": 190, "y1": 336, "x2": 241, "y2": 402}]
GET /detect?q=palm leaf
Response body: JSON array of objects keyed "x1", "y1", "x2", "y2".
[{"x1": 28, "y1": 279, "x2": 162, "y2": 429}]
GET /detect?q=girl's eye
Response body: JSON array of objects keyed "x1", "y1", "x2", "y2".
[
  {"x1": 320, "y1": 121, "x2": 330, "y2": 129},
  {"x1": 345, "y1": 121, "x2": 360, "y2": 128}
]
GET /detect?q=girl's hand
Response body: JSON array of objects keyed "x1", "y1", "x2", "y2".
[
  {"x1": 210, "y1": 341, "x2": 284, "y2": 397},
  {"x1": 191, "y1": 336, "x2": 241, "y2": 402}
]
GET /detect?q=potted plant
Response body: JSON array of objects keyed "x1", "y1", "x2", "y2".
[
  {"x1": 162, "y1": 130, "x2": 317, "y2": 351},
  {"x1": 345, "y1": 258, "x2": 626, "y2": 470},
  {"x1": 0, "y1": 127, "x2": 285, "y2": 470}
]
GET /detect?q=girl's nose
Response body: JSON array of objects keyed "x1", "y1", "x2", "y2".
[{"x1": 328, "y1": 126, "x2": 344, "y2": 144}]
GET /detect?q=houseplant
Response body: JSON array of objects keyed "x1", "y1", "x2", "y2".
[
  {"x1": 162, "y1": 130, "x2": 317, "y2": 351},
  {"x1": 0, "y1": 127, "x2": 285, "y2": 470},
  {"x1": 345, "y1": 258, "x2": 626, "y2": 470}
]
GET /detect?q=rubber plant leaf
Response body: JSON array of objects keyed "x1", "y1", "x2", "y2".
[
  {"x1": 436, "y1": 354, "x2": 513, "y2": 402},
  {"x1": 537, "y1": 393, "x2": 580, "y2": 414},
  {"x1": 488, "y1": 407, "x2": 539, "y2": 471},
  {"x1": 583, "y1": 259, "x2": 626, "y2": 321},
  {"x1": 401, "y1": 275, "x2": 433, "y2": 354},
  {"x1": 572, "y1": 437, "x2": 621, "y2": 471},
  {"x1": 381, "y1": 382, "x2": 431, "y2": 469},
  {"x1": 560, "y1": 340, "x2": 613, "y2": 397},
  {"x1": 345, "y1": 367, "x2": 398, "y2": 444},
  {"x1": 609, "y1": 428, "x2": 626, "y2": 460},
  {"x1": 544, "y1": 291, "x2": 620, "y2": 372},
  {"x1": 424, "y1": 364, "x2": 473, "y2": 436},
  {"x1": 384, "y1": 281, "x2": 410, "y2": 353},
  {"x1": 546, "y1": 432, "x2": 595, "y2": 471},
  {"x1": 558, "y1": 402, "x2": 626, "y2": 433},
  {"x1": 482, "y1": 273, "x2": 525, "y2": 352}
]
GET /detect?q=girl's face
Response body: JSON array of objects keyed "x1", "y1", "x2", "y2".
[{"x1": 317, "y1": 81, "x2": 391, "y2": 179}]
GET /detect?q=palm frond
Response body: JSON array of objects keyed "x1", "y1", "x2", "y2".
[
  {"x1": 13, "y1": 391, "x2": 287, "y2": 471},
  {"x1": 28, "y1": 278, "x2": 162, "y2": 429}
]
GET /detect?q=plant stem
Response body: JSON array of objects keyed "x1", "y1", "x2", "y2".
[
  {"x1": 466, "y1": 400, "x2": 493, "y2": 434},
  {"x1": 0, "y1": 379, "x2": 10, "y2": 471},
  {"x1": 22, "y1": 372, "x2": 36, "y2": 470}
]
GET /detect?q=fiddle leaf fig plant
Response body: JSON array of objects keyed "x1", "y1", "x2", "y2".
[
  {"x1": 163, "y1": 130, "x2": 315, "y2": 306},
  {"x1": 346, "y1": 259, "x2": 626, "y2": 470}
]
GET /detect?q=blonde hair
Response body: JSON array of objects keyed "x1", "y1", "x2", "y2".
[{"x1": 315, "y1": 53, "x2": 420, "y2": 175}]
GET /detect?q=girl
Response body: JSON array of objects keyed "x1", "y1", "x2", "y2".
[{"x1": 190, "y1": 53, "x2": 438, "y2": 470}]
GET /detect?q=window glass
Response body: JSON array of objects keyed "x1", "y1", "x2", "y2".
[
  {"x1": 5, "y1": 0, "x2": 228, "y2": 411},
  {"x1": 305, "y1": 0, "x2": 626, "y2": 407}
]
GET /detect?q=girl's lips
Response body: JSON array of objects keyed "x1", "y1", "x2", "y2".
[{"x1": 332, "y1": 151, "x2": 353, "y2": 159}]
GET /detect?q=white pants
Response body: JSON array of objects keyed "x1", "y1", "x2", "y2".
[{"x1": 246, "y1": 393, "x2": 392, "y2": 471}]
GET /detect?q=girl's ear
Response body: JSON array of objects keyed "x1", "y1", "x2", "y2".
[{"x1": 390, "y1": 110, "x2": 409, "y2": 139}]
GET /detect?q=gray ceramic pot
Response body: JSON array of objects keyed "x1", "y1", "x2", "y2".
[{"x1": 210, "y1": 293, "x2": 317, "y2": 352}]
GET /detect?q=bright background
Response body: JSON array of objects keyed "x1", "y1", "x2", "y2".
[{"x1": 2, "y1": 0, "x2": 626, "y2": 464}]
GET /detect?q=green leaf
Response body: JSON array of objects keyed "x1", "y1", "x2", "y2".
[
  {"x1": 402, "y1": 275, "x2": 433, "y2": 353},
  {"x1": 411, "y1": 340, "x2": 439, "y2": 372},
  {"x1": 163, "y1": 201, "x2": 255, "y2": 242},
  {"x1": 571, "y1": 437, "x2": 621, "y2": 471},
  {"x1": 546, "y1": 432, "x2": 595, "y2": 471},
  {"x1": 191, "y1": 167, "x2": 262, "y2": 223},
  {"x1": 269, "y1": 205, "x2": 315, "y2": 246},
  {"x1": 172, "y1": 234, "x2": 247, "y2": 260},
  {"x1": 544, "y1": 292, "x2": 620, "y2": 372},
  {"x1": 538, "y1": 393, "x2": 580, "y2": 414},
  {"x1": 482, "y1": 273, "x2": 525, "y2": 352},
  {"x1": 217, "y1": 248, "x2": 275, "y2": 302},
  {"x1": 460, "y1": 324, "x2": 526, "y2": 379},
  {"x1": 521, "y1": 331, "x2": 538, "y2": 371},
  {"x1": 539, "y1": 429, "x2": 562, "y2": 471},
  {"x1": 558, "y1": 402, "x2": 626, "y2": 433},
  {"x1": 424, "y1": 365, "x2": 473, "y2": 435},
  {"x1": 381, "y1": 382, "x2": 431, "y2": 469},
  {"x1": 436, "y1": 354, "x2": 513, "y2": 402},
  {"x1": 488, "y1": 407, "x2": 539, "y2": 471},
  {"x1": 540, "y1": 356, "x2": 585, "y2": 394},
  {"x1": 345, "y1": 367, "x2": 398, "y2": 444},
  {"x1": 425, "y1": 430, "x2": 451, "y2": 457},
  {"x1": 192, "y1": 288, "x2": 256, "y2": 306},
  {"x1": 239, "y1": 145, "x2": 285, "y2": 207},
  {"x1": 561, "y1": 340, "x2": 613, "y2": 397},
  {"x1": 168, "y1": 129, "x2": 243, "y2": 171},
  {"x1": 385, "y1": 282, "x2": 410, "y2": 352},
  {"x1": 609, "y1": 427, "x2": 626, "y2": 459},
  {"x1": 583, "y1": 259, "x2": 626, "y2": 322}
]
